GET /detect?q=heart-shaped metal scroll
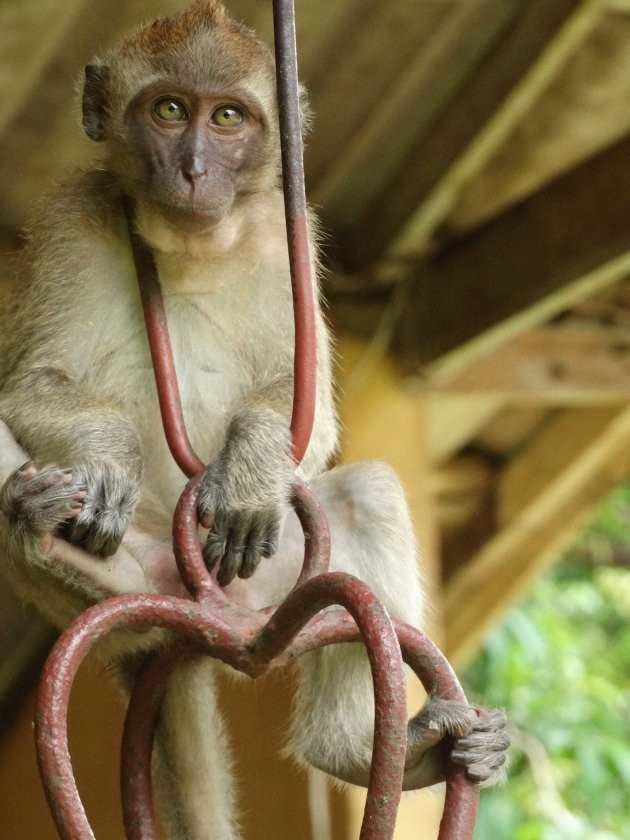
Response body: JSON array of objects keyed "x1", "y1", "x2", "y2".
[{"x1": 35, "y1": 476, "x2": 478, "y2": 840}]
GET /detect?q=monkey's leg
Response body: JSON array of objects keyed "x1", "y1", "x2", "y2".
[
  {"x1": 0, "y1": 367, "x2": 142, "y2": 557},
  {"x1": 287, "y1": 462, "x2": 509, "y2": 790},
  {"x1": 153, "y1": 657, "x2": 241, "y2": 840}
]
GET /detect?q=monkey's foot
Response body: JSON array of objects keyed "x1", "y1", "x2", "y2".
[
  {"x1": 404, "y1": 695, "x2": 509, "y2": 790},
  {"x1": 0, "y1": 462, "x2": 86, "y2": 541},
  {"x1": 62, "y1": 461, "x2": 139, "y2": 558}
]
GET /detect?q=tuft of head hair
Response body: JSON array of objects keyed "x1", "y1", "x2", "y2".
[{"x1": 125, "y1": 0, "x2": 230, "y2": 55}]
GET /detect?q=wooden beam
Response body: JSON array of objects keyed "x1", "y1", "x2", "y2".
[
  {"x1": 310, "y1": 0, "x2": 515, "y2": 221},
  {"x1": 451, "y1": 10, "x2": 630, "y2": 230},
  {"x1": 443, "y1": 406, "x2": 630, "y2": 666},
  {"x1": 428, "y1": 324, "x2": 630, "y2": 404},
  {"x1": 0, "y1": 0, "x2": 88, "y2": 135},
  {"x1": 426, "y1": 394, "x2": 505, "y2": 463},
  {"x1": 336, "y1": 0, "x2": 585, "y2": 271},
  {"x1": 396, "y1": 131, "x2": 630, "y2": 373},
  {"x1": 390, "y1": 0, "x2": 605, "y2": 257}
]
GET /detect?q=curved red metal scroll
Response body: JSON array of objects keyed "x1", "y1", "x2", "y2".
[{"x1": 34, "y1": 1, "x2": 480, "y2": 838}]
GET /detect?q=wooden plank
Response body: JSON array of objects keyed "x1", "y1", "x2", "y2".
[
  {"x1": 0, "y1": 0, "x2": 89, "y2": 135},
  {"x1": 429, "y1": 324, "x2": 630, "y2": 403},
  {"x1": 452, "y1": 11, "x2": 630, "y2": 229},
  {"x1": 397, "y1": 131, "x2": 630, "y2": 372},
  {"x1": 337, "y1": 0, "x2": 584, "y2": 270},
  {"x1": 443, "y1": 405, "x2": 630, "y2": 666},
  {"x1": 311, "y1": 0, "x2": 516, "y2": 221},
  {"x1": 426, "y1": 394, "x2": 506, "y2": 463},
  {"x1": 390, "y1": 0, "x2": 605, "y2": 257},
  {"x1": 303, "y1": 0, "x2": 452, "y2": 190}
]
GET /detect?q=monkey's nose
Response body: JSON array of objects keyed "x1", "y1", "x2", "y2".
[{"x1": 183, "y1": 156, "x2": 208, "y2": 182}]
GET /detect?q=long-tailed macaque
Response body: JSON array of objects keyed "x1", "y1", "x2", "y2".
[{"x1": 0, "y1": 2, "x2": 508, "y2": 837}]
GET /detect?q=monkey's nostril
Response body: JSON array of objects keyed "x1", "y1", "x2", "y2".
[{"x1": 183, "y1": 157, "x2": 208, "y2": 181}]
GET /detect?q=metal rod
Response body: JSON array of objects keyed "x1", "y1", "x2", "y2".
[
  {"x1": 123, "y1": 197, "x2": 205, "y2": 480},
  {"x1": 272, "y1": 0, "x2": 318, "y2": 465}
]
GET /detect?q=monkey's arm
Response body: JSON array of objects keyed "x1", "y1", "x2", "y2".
[
  {"x1": 0, "y1": 419, "x2": 186, "y2": 605},
  {"x1": 198, "y1": 296, "x2": 338, "y2": 588},
  {"x1": 0, "y1": 366, "x2": 142, "y2": 558},
  {"x1": 198, "y1": 374, "x2": 295, "y2": 585},
  {"x1": 0, "y1": 185, "x2": 144, "y2": 557}
]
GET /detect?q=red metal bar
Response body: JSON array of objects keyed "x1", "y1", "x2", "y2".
[
  {"x1": 273, "y1": 0, "x2": 317, "y2": 465},
  {"x1": 123, "y1": 196, "x2": 205, "y2": 480},
  {"x1": 36, "y1": 578, "x2": 479, "y2": 840}
]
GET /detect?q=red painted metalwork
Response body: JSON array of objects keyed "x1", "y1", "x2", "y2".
[
  {"x1": 273, "y1": 0, "x2": 317, "y2": 465},
  {"x1": 34, "y1": 0, "x2": 480, "y2": 838}
]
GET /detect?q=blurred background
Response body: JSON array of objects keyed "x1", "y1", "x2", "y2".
[{"x1": 1, "y1": 0, "x2": 630, "y2": 838}]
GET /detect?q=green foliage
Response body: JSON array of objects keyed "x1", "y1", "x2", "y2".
[{"x1": 463, "y1": 488, "x2": 630, "y2": 840}]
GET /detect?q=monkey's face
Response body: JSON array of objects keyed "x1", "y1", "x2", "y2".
[{"x1": 123, "y1": 82, "x2": 271, "y2": 233}]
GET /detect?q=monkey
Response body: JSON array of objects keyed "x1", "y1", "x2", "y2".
[{"x1": 0, "y1": 2, "x2": 509, "y2": 837}]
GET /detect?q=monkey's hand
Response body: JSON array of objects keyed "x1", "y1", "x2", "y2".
[
  {"x1": 0, "y1": 462, "x2": 87, "y2": 557},
  {"x1": 402, "y1": 695, "x2": 509, "y2": 790},
  {"x1": 198, "y1": 409, "x2": 294, "y2": 586},
  {"x1": 61, "y1": 460, "x2": 140, "y2": 558}
]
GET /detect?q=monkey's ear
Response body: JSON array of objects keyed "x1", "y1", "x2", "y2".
[{"x1": 82, "y1": 63, "x2": 110, "y2": 142}]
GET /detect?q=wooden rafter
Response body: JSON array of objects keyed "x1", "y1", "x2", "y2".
[
  {"x1": 428, "y1": 323, "x2": 630, "y2": 404},
  {"x1": 396, "y1": 131, "x2": 630, "y2": 373},
  {"x1": 335, "y1": 0, "x2": 585, "y2": 270},
  {"x1": 0, "y1": 0, "x2": 88, "y2": 135},
  {"x1": 443, "y1": 405, "x2": 630, "y2": 666}
]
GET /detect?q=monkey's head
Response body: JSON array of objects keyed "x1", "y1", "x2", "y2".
[{"x1": 82, "y1": 0, "x2": 280, "y2": 233}]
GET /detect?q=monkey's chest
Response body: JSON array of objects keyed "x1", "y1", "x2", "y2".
[{"x1": 94, "y1": 289, "x2": 292, "y2": 520}]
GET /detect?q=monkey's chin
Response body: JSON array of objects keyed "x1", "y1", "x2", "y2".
[{"x1": 160, "y1": 203, "x2": 227, "y2": 234}]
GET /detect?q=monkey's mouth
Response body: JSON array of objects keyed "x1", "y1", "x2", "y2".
[{"x1": 158, "y1": 199, "x2": 229, "y2": 233}]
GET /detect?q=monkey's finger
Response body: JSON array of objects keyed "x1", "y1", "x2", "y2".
[
  {"x1": 454, "y1": 729, "x2": 511, "y2": 752},
  {"x1": 216, "y1": 555, "x2": 240, "y2": 587},
  {"x1": 216, "y1": 532, "x2": 241, "y2": 586},
  {"x1": 17, "y1": 466, "x2": 75, "y2": 495},
  {"x1": 260, "y1": 513, "x2": 281, "y2": 559},
  {"x1": 64, "y1": 507, "x2": 127, "y2": 558},
  {"x1": 202, "y1": 518, "x2": 229, "y2": 572},
  {"x1": 470, "y1": 707, "x2": 508, "y2": 732},
  {"x1": 239, "y1": 517, "x2": 266, "y2": 579},
  {"x1": 16, "y1": 461, "x2": 37, "y2": 478},
  {"x1": 239, "y1": 545, "x2": 261, "y2": 579},
  {"x1": 452, "y1": 749, "x2": 508, "y2": 782},
  {"x1": 217, "y1": 514, "x2": 252, "y2": 586},
  {"x1": 239, "y1": 510, "x2": 278, "y2": 577},
  {"x1": 2, "y1": 469, "x2": 87, "y2": 532}
]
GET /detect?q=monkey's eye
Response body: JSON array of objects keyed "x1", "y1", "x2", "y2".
[
  {"x1": 211, "y1": 105, "x2": 245, "y2": 128},
  {"x1": 154, "y1": 98, "x2": 189, "y2": 122}
]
